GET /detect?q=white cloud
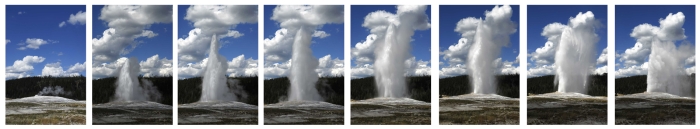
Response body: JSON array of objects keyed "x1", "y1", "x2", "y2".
[
  {"x1": 18, "y1": 11, "x2": 25, "y2": 14},
  {"x1": 59, "y1": 11, "x2": 86, "y2": 27},
  {"x1": 316, "y1": 55, "x2": 344, "y2": 77},
  {"x1": 597, "y1": 47, "x2": 608, "y2": 65},
  {"x1": 594, "y1": 65, "x2": 607, "y2": 75},
  {"x1": 92, "y1": 5, "x2": 172, "y2": 65},
  {"x1": 351, "y1": 64, "x2": 374, "y2": 78},
  {"x1": 139, "y1": 55, "x2": 173, "y2": 77},
  {"x1": 527, "y1": 65, "x2": 555, "y2": 78},
  {"x1": 264, "y1": 61, "x2": 291, "y2": 79},
  {"x1": 616, "y1": 62, "x2": 648, "y2": 78},
  {"x1": 312, "y1": 30, "x2": 330, "y2": 38},
  {"x1": 41, "y1": 62, "x2": 85, "y2": 77},
  {"x1": 6, "y1": 40, "x2": 10, "y2": 44},
  {"x1": 350, "y1": 34, "x2": 377, "y2": 65},
  {"x1": 6, "y1": 56, "x2": 46, "y2": 79},
  {"x1": 439, "y1": 64, "x2": 468, "y2": 78},
  {"x1": 59, "y1": 22, "x2": 66, "y2": 27},
  {"x1": 92, "y1": 58, "x2": 128, "y2": 79},
  {"x1": 178, "y1": 5, "x2": 257, "y2": 63},
  {"x1": 352, "y1": 56, "x2": 431, "y2": 78},
  {"x1": 19, "y1": 38, "x2": 49, "y2": 50},
  {"x1": 227, "y1": 55, "x2": 258, "y2": 77}
]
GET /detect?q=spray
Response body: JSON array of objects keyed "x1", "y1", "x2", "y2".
[
  {"x1": 115, "y1": 57, "x2": 147, "y2": 101},
  {"x1": 289, "y1": 27, "x2": 322, "y2": 101},
  {"x1": 200, "y1": 35, "x2": 236, "y2": 102},
  {"x1": 553, "y1": 11, "x2": 599, "y2": 94},
  {"x1": 645, "y1": 12, "x2": 694, "y2": 97},
  {"x1": 372, "y1": 5, "x2": 430, "y2": 98},
  {"x1": 114, "y1": 57, "x2": 162, "y2": 102},
  {"x1": 467, "y1": 5, "x2": 515, "y2": 94}
]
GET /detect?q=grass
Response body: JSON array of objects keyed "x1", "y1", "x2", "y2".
[{"x1": 6, "y1": 102, "x2": 86, "y2": 125}]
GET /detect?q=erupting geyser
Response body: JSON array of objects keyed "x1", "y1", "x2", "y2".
[
  {"x1": 115, "y1": 57, "x2": 147, "y2": 101},
  {"x1": 644, "y1": 12, "x2": 694, "y2": 97},
  {"x1": 465, "y1": 5, "x2": 516, "y2": 94},
  {"x1": 289, "y1": 27, "x2": 322, "y2": 101},
  {"x1": 200, "y1": 35, "x2": 236, "y2": 102},
  {"x1": 553, "y1": 11, "x2": 599, "y2": 94},
  {"x1": 372, "y1": 5, "x2": 431, "y2": 98}
]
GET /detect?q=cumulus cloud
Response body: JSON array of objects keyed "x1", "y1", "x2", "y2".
[
  {"x1": 615, "y1": 12, "x2": 695, "y2": 78},
  {"x1": 178, "y1": 5, "x2": 257, "y2": 63},
  {"x1": 312, "y1": 31, "x2": 331, "y2": 38},
  {"x1": 6, "y1": 56, "x2": 46, "y2": 79},
  {"x1": 18, "y1": 38, "x2": 50, "y2": 50},
  {"x1": 140, "y1": 55, "x2": 173, "y2": 77},
  {"x1": 60, "y1": 11, "x2": 86, "y2": 27},
  {"x1": 41, "y1": 62, "x2": 85, "y2": 77},
  {"x1": 92, "y1": 5, "x2": 172, "y2": 65},
  {"x1": 316, "y1": 55, "x2": 344, "y2": 77},
  {"x1": 227, "y1": 55, "x2": 258, "y2": 77},
  {"x1": 527, "y1": 65, "x2": 555, "y2": 77}
]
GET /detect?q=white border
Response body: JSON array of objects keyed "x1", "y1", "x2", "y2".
[{"x1": 0, "y1": 0, "x2": 697, "y2": 128}]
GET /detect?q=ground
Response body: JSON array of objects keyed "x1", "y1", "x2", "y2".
[
  {"x1": 6, "y1": 97, "x2": 86, "y2": 125},
  {"x1": 351, "y1": 97, "x2": 431, "y2": 125},
  {"x1": 527, "y1": 92, "x2": 607, "y2": 125},
  {"x1": 178, "y1": 101, "x2": 258, "y2": 125},
  {"x1": 92, "y1": 101, "x2": 173, "y2": 125},
  {"x1": 264, "y1": 101, "x2": 344, "y2": 125},
  {"x1": 615, "y1": 92, "x2": 695, "y2": 125},
  {"x1": 439, "y1": 94, "x2": 519, "y2": 125}
]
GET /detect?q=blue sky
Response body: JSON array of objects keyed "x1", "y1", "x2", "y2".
[
  {"x1": 439, "y1": 5, "x2": 520, "y2": 69},
  {"x1": 527, "y1": 5, "x2": 608, "y2": 75},
  {"x1": 615, "y1": 5, "x2": 695, "y2": 71},
  {"x1": 6, "y1": 5, "x2": 86, "y2": 79},
  {"x1": 264, "y1": 5, "x2": 345, "y2": 62},
  {"x1": 92, "y1": 5, "x2": 173, "y2": 65},
  {"x1": 350, "y1": 5, "x2": 432, "y2": 67},
  {"x1": 178, "y1": 5, "x2": 258, "y2": 62}
]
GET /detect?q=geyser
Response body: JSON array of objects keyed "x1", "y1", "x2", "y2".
[
  {"x1": 645, "y1": 12, "x2": 694, "y2": 97},
  {"x1": 466, "y1": 5, "x2": 516, "y2": 94},
  {"x1": 115, "y1": 57, "x2": 147, "y2": 101},
  {"x1": 200, "y1": 35, "x2": 236, "y2": 102},
  {"x1": 373, "y1": 5, "x2": 430, "y2": 98},
  {"x1": 113, "y1": 57, "x2": 162, "y2": 102},
  {"x1": 288, "y1": 27, "x2": 322, "y2": 101},
  {"x1": 553, "y1": 11, "x2": 599, "y2": 94}
]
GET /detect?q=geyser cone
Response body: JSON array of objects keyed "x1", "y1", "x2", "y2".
[
  {"x1": 200, "y1": 35, "x2": 234, "y2": 102},
  {"x1": 115, "y1": 57, "x2": 146, "y2": 101},
  {"x1": 288, "y1": 27, "x2": 322, "y2": 101},
  {"x1": 374, "y1": 24, "x2": 409, "y2": 98}
]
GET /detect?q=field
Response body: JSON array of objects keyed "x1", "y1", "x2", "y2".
[
  {"x1": 5, "y1": 76, "x2": 87, "y2": 125},
  {"x1": 526, "y1": 74, "x2": 608, "y2": 125},
  {"x1": 177, "y1": 76, "x2": 258, "y2": 125}
]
